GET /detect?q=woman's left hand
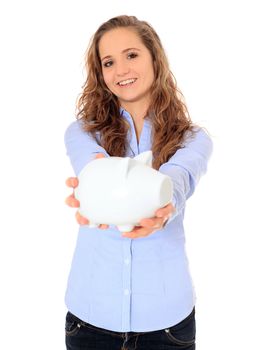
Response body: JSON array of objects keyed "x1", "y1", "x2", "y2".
[{"x1": 122, "y1": 202, "x2": 176, "y2": 239}]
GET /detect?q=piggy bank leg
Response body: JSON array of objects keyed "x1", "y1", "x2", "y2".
[
  {"x1": 117, "y1": 224, "x2": 135, "y2": 232},
  {"x1": 88, "y1": 223, "x2": 99, "y2": 229}
]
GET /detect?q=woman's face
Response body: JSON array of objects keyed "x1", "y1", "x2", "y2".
[{"x1": 99, "y1": 27, "x2": 155, "y2": 110}]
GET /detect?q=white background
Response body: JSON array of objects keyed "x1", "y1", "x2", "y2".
[{"x1": 0, "y1": 1, "x2": 269, "y2": 349}]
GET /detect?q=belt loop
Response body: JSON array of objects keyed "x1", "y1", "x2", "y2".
[{"x1": 121, "y1": 332, "x2": 129, "y2": 350}]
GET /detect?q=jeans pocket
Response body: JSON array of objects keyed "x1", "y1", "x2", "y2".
[
  {"x1": 65, "y1": 312, "x2": 82, "y2": 337},
  {"x1": 164, "y1": 309, "x2": 196, "y2": 347}
]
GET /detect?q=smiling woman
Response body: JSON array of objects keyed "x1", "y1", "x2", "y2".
[
  {"x1": 64, "y1": 15, "x2": 213, "y2": 350},
  {"x1": 75, "y1": 15, "x2": 196, "y2": 171}
]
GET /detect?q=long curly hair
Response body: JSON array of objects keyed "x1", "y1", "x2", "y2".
[{"x1": 76, "y1": 15, "x2": 195, "y2": 170}]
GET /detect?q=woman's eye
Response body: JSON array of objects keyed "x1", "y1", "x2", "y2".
[
  {"x1": 103, "y1": 61, "x2": 113, "y2": 68},
  {"x1": 127, "y1": 52, "x2": 138, "y2": 59},
  {"x1": 103, "y1": 53, "x2": 137, "y2": 68}
]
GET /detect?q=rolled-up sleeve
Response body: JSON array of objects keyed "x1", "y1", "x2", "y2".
[
  {"x1": 64, "y1": 120, "x2": 109, "y2": 176},
  {"x1": 159, "y1": 128, "x2": 213, "y2": 225}
]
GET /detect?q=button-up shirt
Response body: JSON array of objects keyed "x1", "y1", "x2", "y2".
[{"x1": 64, "y1": 108, "x2": 213, "y2": 332}]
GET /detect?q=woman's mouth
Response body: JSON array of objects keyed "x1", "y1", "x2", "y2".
[{"x1": 117, "y1": 78, "x2": 137, "y2": 87}]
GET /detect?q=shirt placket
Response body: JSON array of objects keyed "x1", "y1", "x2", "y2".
[{"x1": 121, "y1": 238, "x2": 132, "y2": 330}]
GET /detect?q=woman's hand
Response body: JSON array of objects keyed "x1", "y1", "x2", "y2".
[
  {"x1": 122, "y1": 202, "x2": 176, "y2": 239},
  {"x1": 65, "y1": 153, "x2": 109, "y2": 229}
]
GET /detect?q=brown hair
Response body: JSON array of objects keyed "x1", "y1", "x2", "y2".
[{"x1": 76, "y1": 15, "x2": 195, "y2": 170}]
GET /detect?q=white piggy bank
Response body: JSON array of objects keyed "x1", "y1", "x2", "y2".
[{"x1": 74, "y1": 151, "x2": 173, "y2": 232}]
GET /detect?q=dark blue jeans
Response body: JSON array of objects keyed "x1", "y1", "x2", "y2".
[{"x1": 65, "y1": 308, "x2": 196, "y2": 350}]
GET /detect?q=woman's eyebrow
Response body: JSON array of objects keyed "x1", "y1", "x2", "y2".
[{"x1": 101, "y1": 48, "x2": 141, "y2": 62}]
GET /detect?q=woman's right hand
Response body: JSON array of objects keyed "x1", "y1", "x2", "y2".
[{"x1": 65, "y1": 153, "x2": 109, "y2": 229}]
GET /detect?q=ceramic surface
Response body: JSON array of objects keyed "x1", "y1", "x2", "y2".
[{"x1": 74, "y1": 151, "x2": 173, "y2": 232}]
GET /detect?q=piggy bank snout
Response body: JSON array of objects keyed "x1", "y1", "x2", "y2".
[
  {"x1": 127, "y1": 165, "x2": 173, "y2": 205},
  {"x1": 159, "y1": 176, "x2": 173, "y2": 207}
]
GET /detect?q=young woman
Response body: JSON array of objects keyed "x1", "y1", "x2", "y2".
[{"x1": 64, "y1": 15, "x2": 213, "y2": 350}]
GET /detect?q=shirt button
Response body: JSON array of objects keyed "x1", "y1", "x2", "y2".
[
  {"x1": 124, "y1": 289, "x2": 130, "y2": 296},
  {"x1": 124, "y1": 258, "x2": 130, "y2": 265}
]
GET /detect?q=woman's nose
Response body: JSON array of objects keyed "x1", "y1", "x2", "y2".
[{"x1": 116, "y1": 61, "x2": 130, "y2": 76}]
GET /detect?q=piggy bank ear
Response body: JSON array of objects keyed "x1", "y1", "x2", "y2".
[
  {"x1": 120, "y1": 151, "x2": 152, "y2": 181},
  {"x1": 133, "y1": 151, "x2": 152, "y2": 167}
]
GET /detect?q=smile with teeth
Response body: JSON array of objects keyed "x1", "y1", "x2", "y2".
[{"x1": 117, "y1": 78, "x2": 137, "y2": 86}]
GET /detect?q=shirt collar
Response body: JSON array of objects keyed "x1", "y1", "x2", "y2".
[{"x1": 119, "y1": 107, "x2": 151, "y2": 123}]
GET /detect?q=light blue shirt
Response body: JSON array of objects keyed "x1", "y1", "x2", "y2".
[{"x1": 64, "y1": 108, "x2": 213, "y2": 332}]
